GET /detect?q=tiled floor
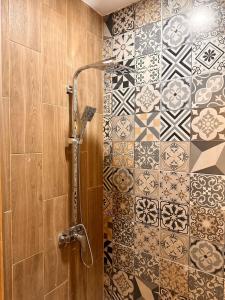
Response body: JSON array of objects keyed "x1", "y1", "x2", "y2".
[{"x1": 103, "y1": 0, "x2": 225, "y2": 299}]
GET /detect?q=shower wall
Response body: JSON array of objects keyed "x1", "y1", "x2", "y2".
[
  {"x1": 0, "y1": 0, "x2": 103, "y2": 299},
  {"x1": 103, "y1": 0, "x2": 225, "y2": 299}
]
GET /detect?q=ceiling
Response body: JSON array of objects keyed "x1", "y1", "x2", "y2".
[{"x1": 82, "y1": 0, "x2": 139, "y2": 16}]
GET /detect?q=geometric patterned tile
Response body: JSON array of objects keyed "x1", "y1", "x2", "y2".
[
  {"x1": 136, "y1": 54, "x2": 160, "y2": 85},
  {"x1": 133, "y1": 276, "x2": 159, "y2": 300},
  {"x1": 135, "y1": 22, "x2": 161, "y2": 56},
  {"x1": 192, "y1": 35, "x2": 225, "y2": 76},
  {"x1": 112, "y1": 5, "x2": 135, "y2": 36},
  {"x1": 190, "y1": 205, "x2": 224, "y2": 245},
  {"x1": 163, "y1": 14, "x2": 191, "y2": 48},
  {"x1": 190, "y1": 173, "x2": 225, "y2": 209},
  {"x1": 135, "y1": 113, "x2": 160, "y2": 141},
  {"x1": 113, "y1": 168, "x2": 134, "y2": 194},
  {"x1": 190, "y1": 239, "x2": 224, "y2": 277},
  {"x1": 160, "y1": 142, "x2": 190, "y2": 172},
  {"x1": 104, "y1": 93, "x2": 112, "y2": 116},
  {"x1": 188, "y1": 268, "x2": 224, "y2": 300},
  {"x1": 134, "y1": 252, "x2": 159, "y2": 285},
  {"x1": 160, "y1": 201, "x2": 189, "y2": 234},
  {"x1": 103, "y1": 38, "x2": 113, "y2": 60},
  {"x1": 135, "y1": 0, "x2": 161, "y2": 27},
  {"x1": 134, "y1": 222, "x2": 160, "y2": 255},
  {"x1": 112, "y1": 269, "x2": 134, "y2": 299},
  {"x1": 160, "y1": 230, "x2": 189, "y2": 265},
  {"x1": 113, "y1": 192, "x2": 134, "y2": 218},
  {"x1": 135, "y1": 196, "x2": 159, "y2": 226},
  {"x1": 190, "y1": 141, "x2": 225, "y2": 174},
  {"x1": 160, "y1": 110, "x2": 191, "y2": 141},
  {"x1": 191, "y1": 107, "x2": 225, "y2": 141},
  {"x1": 113, "y1": 243, "x2": 134, "y2": 274},
  {"x1": 134, "y1": 169, "x2": 159, "y2": 198},
  {"x1": 113, "y1": 32, "x2": 135, "y2": 61},
  {"x1": 160, "y1": 259, "x2": 189, "y2": 298},
  {"x1": 112, "y1": 87, "x2": 135, "y2": 116},
  {"x1": 104, "y1": 140, "x2": 113, "y2": 167},
  {"x1": 104, "y1": 73, "x2": 112, "y2": 93},
  {"x1": 113, "y1": 215, "x2": 134, "y2": 247},
  {"x1": 112, "y1": 115, "x2": 134, "y2": 141},
  {"x1": 162, "y1": 0, "x2": 192, "y2": 19},
  {"x1": 112, "y1": 59, "x2": 136, "y2": 90},
  {"x1": 112, "y1": 142, "x2": 134, "y2": 168},
  {"x1": 103, "y1": 116, "x2": 112, "y2": 141},
  {"x1": 134, "y1": 141, "x2": 160, "y2": 170},
  {"x1": 136, "y1": 83, "x2": 161, "y2": 113},
  {"x1": 160, "y1": 288, "x2": 188, "y2": 300},
  {"x1": 104, "y1": 191, "x2": 113, "y2": 217},
  {"x1": 161, "y1": 78, "x2": 191, "y2": 111},
  {"x1": 191, "y1": 72, "x2": 225, "y2": 109},
  {"x1": 162, "y1": 45, "x2": 192, "y2": 81},
  {"x1": 160, "y1": 171, "x2": 190, "y2": 204},
  {"x1": 104, "y1": 239, "x2": 113, "y2": 266},
  {"x1": 104, "y1": 167, "x2": 116, "y2": 192}
]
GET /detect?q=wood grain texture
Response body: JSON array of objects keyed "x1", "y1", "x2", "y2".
[
  {"x1": 42, "y1": 5, "x2": 67, "y2": 106},
  {"x1": 11, "y1": 154, "x2": 43, "y2": 263},
  {"x1": 0, "y1": 99, "x2": 10, "y2": 211},
  {"x1": 0, "y1": 169, "x2": 4, "y2": 300},
  {"x1": 43, "y1": 0, "x2": 67, "y2": 16},
  {"x1": 9, "y1": 0, "x2": 41, "y2": 51},
  {"x1": 43, "y1": 195, "x2": 69, "y2": 293},
  {"x1": 13, "y1": 253, "x2": 44, "y2": 300},
  {"x1": 45, "y1": 281, "x2": 69, "y2": 300},
  {"x1": 10, "y1": 42, "x2": 42, "y2": 154}
]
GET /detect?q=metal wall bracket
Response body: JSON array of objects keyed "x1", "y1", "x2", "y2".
[
  {"x1": 58, "y1": 224, "x2": 86, "y2": 249},
  {"x1": 66, "y1": 85, "x2": 73, "y2": 94}
]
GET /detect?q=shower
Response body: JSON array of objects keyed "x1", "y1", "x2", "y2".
[{"x1": 58, "y1": 57, "x2": 135, "y2": 267}]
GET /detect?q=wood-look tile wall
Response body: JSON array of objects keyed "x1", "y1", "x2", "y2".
[{"x1": 0, "y1": 0, "x2": 103, "y2": 299}]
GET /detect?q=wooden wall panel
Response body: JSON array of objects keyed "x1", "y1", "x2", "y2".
[
  {"x1": 13, "y1": 253, "x2": 44, "y2": 300},
  {"x1": 11, "y1": 154, "x2": 43, "y2": 263},
  {"x1": 45, "y1": 282, "x2": 69, "y2": 300},
  {"x1": 9, "y1": 0, "x2": 41, "y2": 51},
  {"x1": 10, "y1": 42, "x2": 42, "y2": 154},
  {"x1": 43, "y1": 0, "x2": 67, "y2": 16}
]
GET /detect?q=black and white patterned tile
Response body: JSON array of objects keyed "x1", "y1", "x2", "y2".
[
  {"x1": 135, "y1": 21, "x2": 161, "y2": 56},
  {"x1": 112, "y1": 115, "x2": 135, "y2": 141},
  {"x1": 103, "y1": 116, "x2": 112, "y2": 141},
  {"x1": 160, "y1": 110, "x2": 191, "y2": 141},
  {"x1": 112, "y1": 59, "x2": 136, "y2": 90},
  {"x1": 136, "y1": 54, "x2": 161, "y2": 85},
  {"x1": 134, "y1": 169, "x2": 159, "y2": 198},
  {"x1": 112, "y1": 87, "x2": 135, "y2": 116},
  {"x1": 113, "y1": 215, "x2": 134, "y2": 247},
  {"x1": 162, "y1": 0, "x2": 192, "y2": 19},
  {"x1": 113, "y1": 31, "x2": 135, "y2": 61},
  {"x1": 135, "y1": 112, "x2": 160, "y2": 141},
  {"x1": 163, "y1": 14, "x2": 191, "y2": 48},
  {"x1": 135, "y1": 196, "x2": 159, "y2": 226},
  {"x1": 191, "y1": 72, "x2": 225, "y2": 108},
  {"x1": 135, "y1": 83, "x2": 161, "y2": 113},
  {"x1": 162, "y1": 44, "x2": 192, "y2": 81},
  {"x1": 135, "y1": 0, "x2": 161, "y2": 27},
  {"x1": 134, "y1": 141, "x2": 160, "y2": 170},
  {"x1": 112, "y1": 5, "x2": 135, "y2": 36},
  {"x1": 161, "y1": 78, "x2": 191, "y2": 111}
]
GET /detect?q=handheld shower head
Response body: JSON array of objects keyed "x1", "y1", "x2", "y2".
[{"x1": 82, "y1": 106, "x2": 96, "y2": 122}]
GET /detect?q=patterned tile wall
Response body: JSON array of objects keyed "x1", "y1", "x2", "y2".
[{"x1": 103, "y1": 0, "x2": 225, "y2": 299}]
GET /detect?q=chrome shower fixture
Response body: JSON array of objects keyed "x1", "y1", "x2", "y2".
[{"x1": 79, "y1": 106, "x2": 96, "y2": 141}]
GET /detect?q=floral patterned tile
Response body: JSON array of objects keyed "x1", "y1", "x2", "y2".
[
  {"x1": 112, "y1": 87, "x2": 135, "y2": 116},
  {"x1": 103, "y1": 116, "x2": 112, "y2": 141},
  {"x1": 135, "y1": 0, "x2": 161, "y2": 27},
  {"x1": 104, "y1": 93, "x2": 112, "y2": 116},
  {"x1": 134, "y1": 142, "x2": 160, "y2": 170},
  {"x1": 135, "y1": 22, "x2": 161, "y2": 56},
  {"x1": 113, "y1": 192, "x2": 134, "y2": 218},
  {"x1": 160, "y1": 259, "x2": 189, "y2": 298},
  {"x1": 104, "y1": 72, "x2": 112, "y2": 93},
  {"x1": 191, "y1": 107, "x2": 225, "y2": 141},
  {"x1": 160, "y1": 142, "x2": 190, "y2": 172},
  {"x1": 135, "y1": 83, "x2": 161, "y2": 114},
  {"x1": 161, "y1": 78, "x2": 191, "y2": 111},
  {"x1": 112, "y1": 142, "x2": 134, "y2": 168},
  {"x1": 134, "y1": 223, "x2": 160, "y2": 256},
  {"x1": 113, "y1": 168, "x2": 134, "y2": 194},
  {"x1": 104, "y1": 140, "x2": 112, "y2": 166},
  {"x1": 160, "y1": 201, "x2": 189, "y2": 234},
  {"x1": 112, "y1": 268, "x2": 134, "y2": 299},
  {"x1": 112, "y1": 115, "x2": 134, "y2": 142},
  {"x1": 162, "y1": 0, "x2": 192, "y2": 19},
  {"x1": 163, "y1": 14, "x2": 191, "y2": 48},
  {"x1": 113, "y1": 243, "x2": 134, "y2": 274},
  {"x1": 160, "y1": 230, "x2": 189, "y2": 265},
  {"x1": 134, "y1": 252, "x2": 159, "y2": 286},
  {"x1": 190, "y1": 173, "x2": 225, "y2": 209},
  {"x1": 192, "y1": 35, "x2": 225, "y2": 76},
  {"x1": 188, "y1": 268, "x2": 224, "y2": 300},
  {"x1": 190, "y1": 205, "x2": 224, "y2": 245},
  {"x1": 135, "y1": 196, "x2": 159, "y2": 226},
  {"x1": 134, "y1": 169, "x2": 159, "y2": 198},
  {"x1": 113, "y1": 215, "x2": 134, "y2": 247},
  {"x1": 113, "y1": 31, "x2": 135, "y2": 61},
  {"x1": 103, "y1": 38, "x2": 113, "y2": 60},
  {"x1": 191, "y1": 72, "x2": 225, "y2": 109},
  {"x1": 104, "y1": 191, "x2": 113, "y2": 217},
  {"x1": 136, "y1": 54, "x2": 160, "y2": 86},
  {"x1": 135, "y1": 113, "x2": 160, "y2": 141},
  {"x1": 160, "y1": 171, "x2": 190, "y2": 204},
  {"x1": 112, "y1": 5, "x2": 135, "y2": 36},
  {"x1": 189, "y1": 238, "x2": 224, "y2": 277},
  {"x1": 160, "y1": 288, "x2": 188, "y2": 300},
  {"x1": 160, "y1": 109, "x2": 191, "y2": 141},
  {"x1": 190, "y1": 141, "x2": 225, "y2": 174}
]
